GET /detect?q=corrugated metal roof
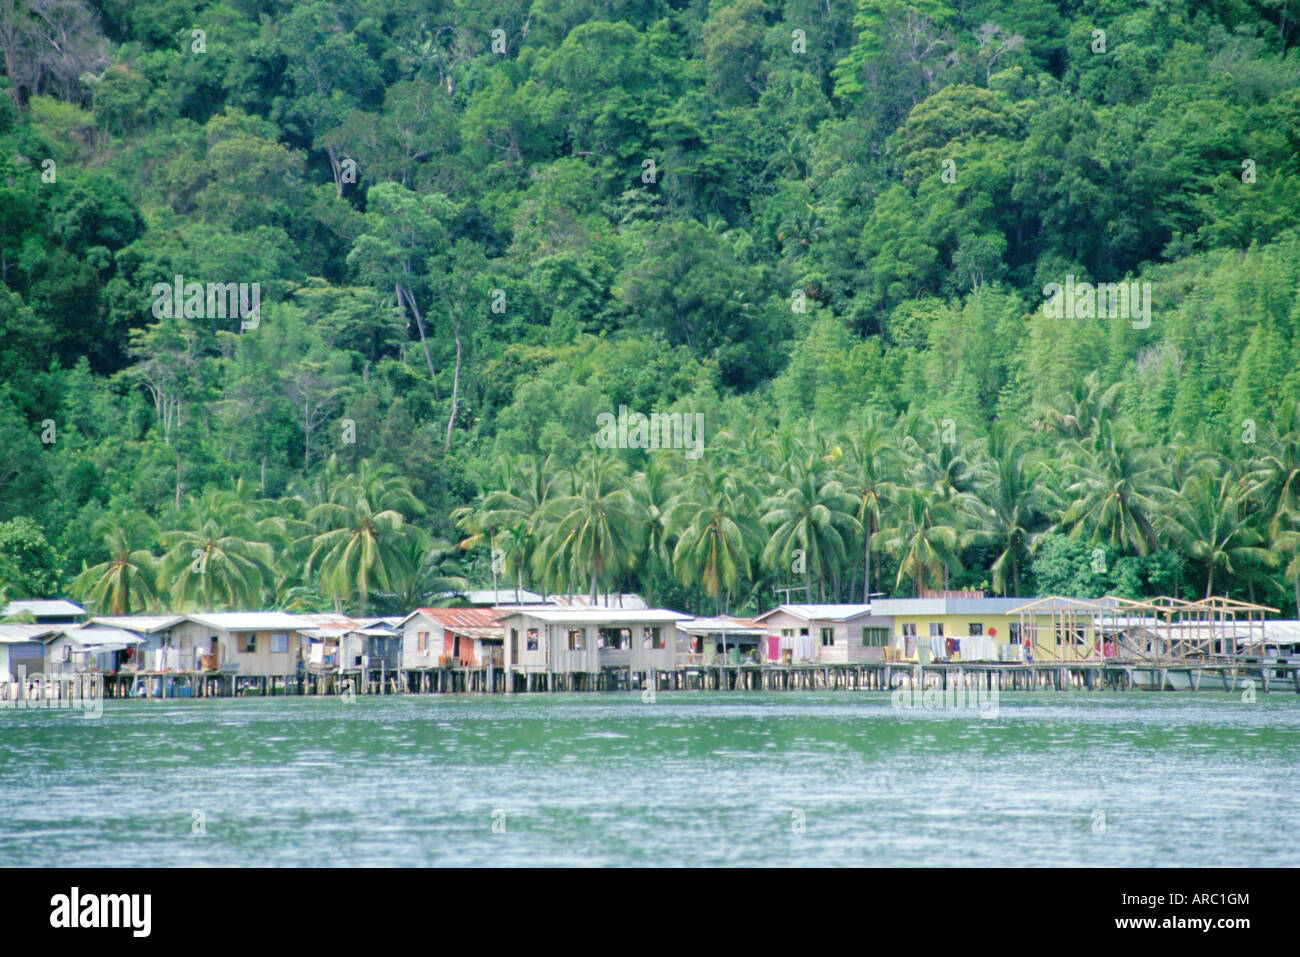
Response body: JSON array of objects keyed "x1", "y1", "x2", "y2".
[
  {"x1": 873, "y1": 597, "x2": 1033, "y2": 616},
  {"x1": 90, "y1": 615, "x2": 186, "y2": 633},
  {"x1": 410, "y1": 607, "x2": 505, "y2": 638},
  {"x1": 1262, "y1": 621, "x2": 1300, "y2": 642},
  {"x1": 0, "y1": 623, "x2": 61, "y2": 642},
  {"x1": 2, "y1": 599, "x2": 85, "y2": 618},
  {"x1": 293, "y1": 613, "x2": 371, "y2": 637},
  {"x1": 449, "y1": 588, "x2": 547, "y2": 605},
  {"x1": 185, "y1": 612, "x2": 307, "y2": 631},
  {"x1": 544, "y1": 593, "x2": 649, "y2": 609},
  {"x1": 61, "y1": 627, "x2": 144, "y2": 647},
  {"x1": 496, "y1": 608, "x2": 689, "y2": 625},
  {"x1": 755, "y1": 604, "x2": 873, "y2": 622},
  {"x1": 679, "y1": 616, "x2": 767, "y2": 635}
]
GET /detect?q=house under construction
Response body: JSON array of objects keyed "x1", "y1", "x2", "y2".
[{"x1": 1008, "y1": 595, "x2": 1277, "y2": 663}]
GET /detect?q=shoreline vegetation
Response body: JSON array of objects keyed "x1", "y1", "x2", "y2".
[{"x1": 1, "y1": 2, "x2": 1299, "y2": 623}]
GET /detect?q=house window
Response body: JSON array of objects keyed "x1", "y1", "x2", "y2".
[
  {"x1": 417, "y1": 631, "x2": 428, "y2": 653},
  {"x1": 862, "y1": 627, "x2": 889, "y2": 648},
  {"x1": 780, "y1": 628, "x2": 794, "y2": 638},
  {"x1": 62, "y1": 644, "x2": 72, "y2": 662},
  {"x1": 600, "y1": 627, "x2": 632, "y2": 649},
  {"x1": 928, "y1": 623, "x2": 944, "y2": 637},
  {"x1": 901, "y1": 623, "x2": 917, "y2": 638},
  {"x1": 820, "y1": 627, "x2": 835, "y2": 647},
  {"x1": 1010, "y1": 622, "x2": 1037, "y2": 645},
  {"x1": 799, "y1": 627, "x2": 809, "y2": 637},
  {"x1": 644, "y1": 626, "x2": 664, "y2": 649},
  {"x1": 567, "y1": 628, "x2": 584, "y2": 651},
  {"x1": 526, "y1": 628, "x2": 539, "y2": 651},
  {"x1": 510, "y1": 628, "x2": 519, "y2": 659},
  {"x1": 242, "y1": 633, "x2": 256, "y2": 653},
  {"x1": 969, "y1": 623, "x2": 984, "y2": 636}
]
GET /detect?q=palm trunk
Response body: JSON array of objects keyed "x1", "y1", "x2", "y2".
[{"x1": 863, "y1": 527, "x2": 873, "y2": 603}]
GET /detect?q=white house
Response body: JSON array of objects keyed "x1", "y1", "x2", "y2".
[
  {"x1": 677, "y1": 616, "x2": 767, "y2": 665},
  {"x1": 44, "y1": 627, "x2": 143, "y2": 676},
  {"x1": 87, "y1": 615, "x2": 187, "y2": 670},
  {"x1": 498, "y1": 607, "x2": 690, "y2": 675},
  {"x1": 753, "y1": 604, "x2": 893, "y2": 664},
  {"x1": 170, "y1": 612, "x2": 312, "y2": 677}
]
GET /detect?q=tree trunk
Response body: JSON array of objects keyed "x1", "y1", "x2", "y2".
[
  {"x1": 444, "y1": 323, "x2": 462, "y2": 449},
  {"x1": 398, "y1": 284, "x2": 438, "y2": 389},
  {"x1": 325, "y1": 144, "x2": 343, "y2": 198}
]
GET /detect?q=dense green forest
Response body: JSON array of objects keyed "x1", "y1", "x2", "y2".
[{"x1": 2, "y1": 0, "x2": 1300, "y2": 617}]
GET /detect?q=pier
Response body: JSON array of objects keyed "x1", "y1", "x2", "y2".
[{"x1": 3, "y1": 658, "x2": 1293, "y2": 702}]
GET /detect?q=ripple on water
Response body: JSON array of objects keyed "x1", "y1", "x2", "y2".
[{"x1": 1, "y1": 692, "x2": 1298, "y2": 866}]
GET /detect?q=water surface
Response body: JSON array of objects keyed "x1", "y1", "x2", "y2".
[{"x1": 1, "y1": 692, "x2": 1297, "y2": 866}]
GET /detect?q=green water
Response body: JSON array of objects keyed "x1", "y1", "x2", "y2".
[{"x1": 1, "y1": 692, "x2": 1297, "y2": 866}]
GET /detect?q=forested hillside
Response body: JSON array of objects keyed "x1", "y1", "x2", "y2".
[{"x1": 2, "y1": 0, "x2": 1300, "y2": 616}]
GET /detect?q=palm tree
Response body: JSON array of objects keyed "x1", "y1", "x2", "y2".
[
  {"x1": 879, "y1": 488, "x2": 962, "y2": 596},
  {"x1": 70, "y1": 513, "x2": 162, "y2": 615},
  {"x1": 899, "y1": 415, "x2": 985, "y2": 588},
  {"x1": 533, "y1": 455, "x2": 644, "y2": 600},
  {"x1": 380, "y1": 538, "x2": 470, "y2": 612},
  {"x1": 1245, "y1": 400, "x2": 1300, "y2": 535},
  {"x1": 453, "y1": 453, "x2": 555, "y2": 602},
  {"x1": 838, "y1": 417, "x2": 898, "y2": 601},
  {"x1": 1034, "y1": 371, "x2": 1122, "y2": 450},
  {"x1": 977, "y1": 424, "x2": 1051, "y2": 596},
  {"x1": 302, "y1": 460, "x2": 429, "y2": 615},
  {"x1": 1057, "y1": 422, "x2": 1169, "y2": 556},
  {"x1": 668, "y1": 461, "x2": 764, "y2": 614},
  {"x1": 1165, "y1": 473, "x2": 1275, "y2": 598},
  {"x1": 760, "y1": 458, "x2": 861, "y2": 602},
  {"x1": 162, "y1": 486, "x2": 277, "y2": 610},
  {"x1": 1271, "y1": 514, "x2": 1300, "y2": 614},
  {"x1": 629, "y1": 455, "x2": 682, "y2": 605}
]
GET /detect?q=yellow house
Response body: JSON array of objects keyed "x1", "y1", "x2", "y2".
[{"x1": 871, "y1": 593, "x2": 1097, "y2": 663}]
